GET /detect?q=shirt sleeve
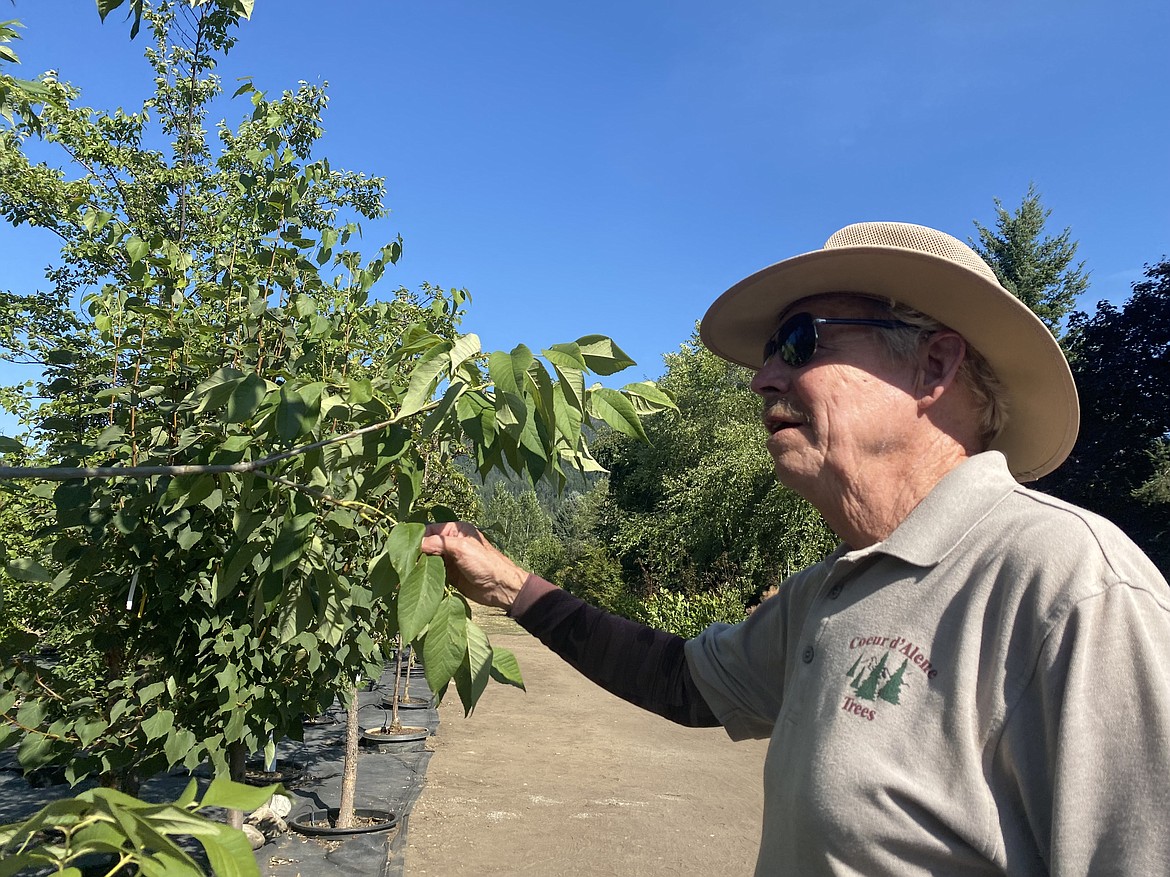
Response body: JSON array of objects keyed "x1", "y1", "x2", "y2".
[
  {"x1": 507, "y1": 575, "x2": 719, "y2": 728},
  {"x1": 996, "y1": 579, "x2": 1170, "y2": 874},
  {"x1": 684, "y1": 602, "x2": 789, "y2": 741}
]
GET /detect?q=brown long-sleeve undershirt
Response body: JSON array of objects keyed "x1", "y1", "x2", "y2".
[{"x1": 507, "y1": 575, "x2": 720, "y2": 728}]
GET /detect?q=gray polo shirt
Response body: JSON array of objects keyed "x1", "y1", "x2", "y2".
[{"x1": 686, "y1": 451, "x2": 1170, "y2": 875}]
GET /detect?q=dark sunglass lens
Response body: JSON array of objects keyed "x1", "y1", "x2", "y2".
[{"x1": 771, "y1": 314, "x2": 815, "y2": 367}]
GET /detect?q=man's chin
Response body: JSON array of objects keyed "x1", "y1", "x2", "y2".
[{"x1": 768, "y1": 449, "x2": 823, "y2": 494}]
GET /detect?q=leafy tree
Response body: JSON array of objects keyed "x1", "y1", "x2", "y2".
[
  {"x1": 0, "y1": 0, "x2": 673, "y2": 833},
  {"x1": 95, "y1": 0, "x2": 254, "y2": 40},
  {"x1": 971, "y1": 183, "x2": 1089, "y2": 335},
  {"x1": 594, "y1": 328, "x2": 837, "y2": 604},
  {"x1": 480, "y1": 480, "x2": 554, "y2": 567},
  {"x1": 1040, "y1": 260, "x2": 1170, "y2": 571}
]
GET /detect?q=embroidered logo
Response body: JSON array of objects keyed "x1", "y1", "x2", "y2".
[{"x1": 841, "y1": 635, "x2": 938, "y2": 721}]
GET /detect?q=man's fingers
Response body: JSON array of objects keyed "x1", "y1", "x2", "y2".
[{"x1": 421, "y1": 521, "x2": 472, "y2": 556}]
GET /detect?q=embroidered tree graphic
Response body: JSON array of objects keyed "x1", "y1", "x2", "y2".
[
  {"x1": 846, "y1": 656, "x2": 862, "y2": 680},
  {"x1": 854, "y1": 652, "x2": 889, "y2": 701},
  {"x1": 847, "y1": 652, "x2": 908, "y2": 706},
  {"x1": 878, "y1": 659, "x2": 908, "y2": 704}
]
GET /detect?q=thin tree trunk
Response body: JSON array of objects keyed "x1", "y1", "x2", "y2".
[
  {"x1": 336, "y1": 683, "x2": 360, "y2": 829},
  {"x1": 226, "y1": 741, "x2": 246, "y2": 830},
  {"x1": 391, "y1": 638, "x2": 405, "y2": 730}
]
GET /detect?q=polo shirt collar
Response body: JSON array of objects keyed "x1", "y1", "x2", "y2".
[{"x1": 862, "y1": 451, "x2": 1018, "y2": 568}]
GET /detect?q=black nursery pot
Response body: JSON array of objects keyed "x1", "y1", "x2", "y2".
[
  {"x1": 360, "y1": 725, "x2": 428, "y2": 744},
  {"x1": 289, "y1": 807, "x2": 398, "y2": 837},
  {"x1": 379, "y1": 694, "x2": 433, "y2": 710}
]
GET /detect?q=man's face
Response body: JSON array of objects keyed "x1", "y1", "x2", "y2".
[{"x1": 750, "y1": 295, "x2": 921, "y2": 500}]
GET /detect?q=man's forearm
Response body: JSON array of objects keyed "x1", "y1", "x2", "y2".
[{"x1": 508, "y1": 576, "x2": 720, "y2": 728}]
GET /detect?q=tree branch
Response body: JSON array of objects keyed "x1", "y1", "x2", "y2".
[{"x1": 0, "y1": 400, "x2": 440, "y2": 481}]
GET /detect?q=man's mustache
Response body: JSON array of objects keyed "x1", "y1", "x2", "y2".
[{"x1": 761, "y1": 396, "x2": 807, "y2": 427}]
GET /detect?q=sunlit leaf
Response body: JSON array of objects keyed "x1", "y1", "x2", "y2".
[
  {"x1": 141, "y1": 709, "x2": 174, "y2": 742},
  {"x1": 384, "y1": 522, "x2": 425, "y2": 581},
  {"x1": 398, "y1": 344, "x2": 450, "y2": 419},
  {"x1": 575, "y1": 335, "x2": 635, "y2": 375},
  {"x1": 397, "y1": 555, "x2": 445, "y2": 644},
  {"x1": 622, "y1": 380, "x2": 677, "y2": 413},
  {"x1": 199, "y1": 776, "x2": 278, "y2": 812},
  {"x1": 454, "y1": 620, "x2": 492, "y2": 716},
  {"x1": 489, "y1": 646, "x2": 525, "y2": 690},
  {"x1": 421, "y1": 593, "x2": 470, "y2": 699},
  {"x1": 588, "y1": 386, "x2": 647, "y2": 441},
  {"x1": 5, "y1": 558, "x2": 52, "y2": 583}
]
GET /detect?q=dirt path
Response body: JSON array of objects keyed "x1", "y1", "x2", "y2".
[{"x1": 405, "y1": 609, "x2": 769, "y2": 876}]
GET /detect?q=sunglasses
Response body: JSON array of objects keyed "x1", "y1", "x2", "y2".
[{"x1": 763, "y1": 312, "x2": 915, "y2": 368}]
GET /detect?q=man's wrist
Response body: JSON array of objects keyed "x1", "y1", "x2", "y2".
[{"x1": 506, "y1": 574, "x2": 559, "y2": 619}]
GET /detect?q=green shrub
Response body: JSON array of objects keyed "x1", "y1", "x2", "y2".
[{"x1": 614, "y1": 587, "x2": 748, "y2": 639}]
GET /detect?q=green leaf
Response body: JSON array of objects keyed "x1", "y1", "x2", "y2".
[
  {"x1": 189, "y1": 367, "x2": 245, "y2": 415},
  {"x1": 16, "y1": 731, "x2": 52, "y2": 767},
  {"x1": 552, "y1": 382, "x2": 584, "y2": 449},
  {"x1": 126, "y1": 235, "x2": 149, "y2": 263},
  {"x1": 347, "y1": 377, "x2": 374, "y2": 405},
  {"x1": 75, "y1": 717, "x2": 109, "y2": 748},
  {"x1": 164, "y1": 729, "x2": 197, "y2": 767},
  {"x1": 384, "y1": 522, "x2": 424, "y2": 581},
  {"x1": 15, "y1": 700, "x2": 46, "y2": 731},
  {"x1": 199, "y1": 776, "x2": 278, "y2": 812},
  {"x1": 397, "y1": 555, "x2": 446, "y2": 644},
  {"x1": 269, "y1": 523, "x2": 307, "y2": 574},
  {"x1": 588, "y1": 387, "x2": 647, "y2": 441},
  {"x1": 226, "y1": 373, "x2": 267, "y2": 423},
  {"x1": 576, "y1": 335, "x2": 636, "y2": 375},
  {"x1": 421, "y1": 593, "x2": 469, "y2": 699},
  {"x1": 622, "y1": 380, "x2": 678, "y2": 413},
  {"x1": 275, "y1": 385, "x2": 311, "y2": 442},
  {"x1": 176, "y1": 526, "x2": 203, "y2": 550},
  {"x1": 5, "y1": 558, "x2": 52, "y2": 583},
  {"x1": 449, "y1": 333, "x2": 481, "y2": 371},
  {"x1": 550, "y1": 361, "x2": 586, "y2": 415},
  {"x1": 543, "y1": 342, "x2": 587, "y2": 372},
  {"x1": 489, "y1": 348, "x2": 530, "y2": 430},
  {"x1": 398, "y1": 343, "x2": 450, "y2": 419},
  {"x1": 0, "y1": 436, "x2": 24, "y2": 454},
  {"x1": 138, "y1": 682, "x2": 166, "y2": 706},
  {"x1": 367, "y1": 550, "x2": 398, "y2": 602},
  {"x1": 454, "y1": 620, "x2": 493, "y2": 716},
  {"x1": 141, "y1": 709, "x2": 175, "y2": 742},
  {"x1": 489, "y1": 646, "x2": 525, "y2": 690},
  {"x1": 421, "y1": 379, "x2": 466, "y2": 438},
  {"x1": 213, "y1": 542, "x2": 265, "y2": 604},
  {"x1": 188, "y1": 818, "x2": 261, "y2": 877}
]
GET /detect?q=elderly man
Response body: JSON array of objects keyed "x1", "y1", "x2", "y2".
[{"x1": 421, "y1": 222, "x2": 1170, "y2": 875}]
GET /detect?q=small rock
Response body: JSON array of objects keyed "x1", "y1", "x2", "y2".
[
  {"x1": 246, "y1": 806, "x2": 288, "y2": 839},
  {"x1": 242, "y1": 824, "x2": 266, "y2": 850},
  {"x1": 267, "y1": 793, "x2": 293, "y2": 819}
]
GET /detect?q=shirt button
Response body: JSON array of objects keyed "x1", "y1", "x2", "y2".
[
  {"x1": 802, "y1": 645, "x2": 815, "y2": 663},
  {"x1": 828, "y1": 583, "x2": 843, "y2": 599}
]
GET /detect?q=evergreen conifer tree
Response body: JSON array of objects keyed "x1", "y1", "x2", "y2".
[{"x1": 971, "y1": 184, "x2": 1088, "y2": 336}]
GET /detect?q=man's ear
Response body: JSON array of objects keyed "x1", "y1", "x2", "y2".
[{"x1": 915, "y1": 330, "x2": 966, "y2": 410}]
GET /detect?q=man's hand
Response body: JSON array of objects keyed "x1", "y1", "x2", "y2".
[{"x1": 420, "y1": 521, "x2": 530, "y2": 611}]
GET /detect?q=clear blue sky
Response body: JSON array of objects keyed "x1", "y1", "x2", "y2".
[{"x1": 2, "y1": 0, "x2": 1167, "y2": 412}]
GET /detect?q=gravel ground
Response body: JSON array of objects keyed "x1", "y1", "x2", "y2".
[{"x1": 406, "y1": 609, "x2": 769, "y2": 876}]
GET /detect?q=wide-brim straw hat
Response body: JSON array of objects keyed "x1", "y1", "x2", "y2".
[{"x1": 700, "y1": 221, "x2": 1079, "y2": 481}]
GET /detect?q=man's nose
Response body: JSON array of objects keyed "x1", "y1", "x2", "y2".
[{"x1": 750, "y1": 358, "x2": 790, "y2": 396}]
